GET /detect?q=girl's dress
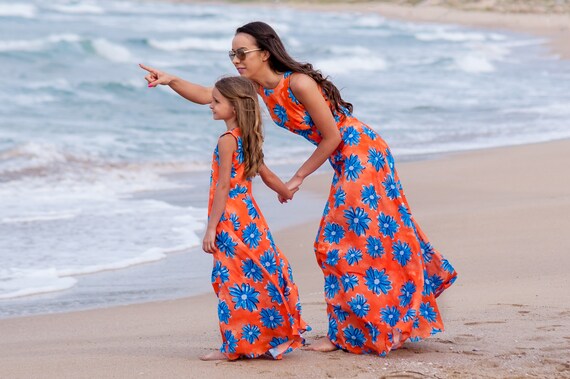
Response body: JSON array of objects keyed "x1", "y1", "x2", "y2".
[
  {"x1": 208, "y1": 127, "x2": 309, "y2": 360},
  {"x1": 258, "y1": 72, "x2": 457, "y2": 356}
]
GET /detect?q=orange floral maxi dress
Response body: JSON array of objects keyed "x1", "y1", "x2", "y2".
[
  {"x1": 258, "y1": 72, "x2": 457, "y2": 356},
  {"x1": 208, "y1": 127, "x2": 309, "y2": 360}
]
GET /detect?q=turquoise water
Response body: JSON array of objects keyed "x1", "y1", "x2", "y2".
[{"x1": 1, "y1": 0, "x2": 569, "y2": 313}]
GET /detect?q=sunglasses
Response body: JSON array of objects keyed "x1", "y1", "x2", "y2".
[{"x1": 228, "y1": 47, "x2": 262, "y2": 61}]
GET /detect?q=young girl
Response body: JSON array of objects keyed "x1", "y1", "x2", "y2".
[
  {"x1": 142, "y1": 21, "x2": 456, "y2": 357},
  {"x1": 200, "y1": 76, "x2": 308, "y2": 361}
]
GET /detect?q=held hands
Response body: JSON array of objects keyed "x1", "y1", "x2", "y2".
[
  {"x1": 278, "y1": 175, "x2": 304, "y2": 204},
  {"x1": 202, "y1": 228, "x2": 216, "y2": 254},
  {"x1": 139, "y1": 63, "x2": 175, "y2": 88},
  {"x1": 278, "y1": 187, "x2": 299, "y2": 204}
]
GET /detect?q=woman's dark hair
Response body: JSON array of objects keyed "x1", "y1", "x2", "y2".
[{"x1": 236, "y1": 21, "x2": 353, "y2": 115}]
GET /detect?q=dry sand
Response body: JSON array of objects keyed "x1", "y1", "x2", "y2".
[
  {"x1": 2, "y1": 2, "x2": 570, "y2": 378},
  {"x1": 1, "y1": 139, "x2": 569, "y2": 378}
]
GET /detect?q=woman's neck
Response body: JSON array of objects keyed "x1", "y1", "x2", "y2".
[{"x1": 251, "y1": 67, "x2": 283, "y2": 89}]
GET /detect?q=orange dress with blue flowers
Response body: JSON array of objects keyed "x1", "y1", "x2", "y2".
[
  {"x1": 258, "y1": 72, "x2": 457, "y2": 356},
  {"x1": 208, "y1": 127, "x2": 309, "y2": 360}
]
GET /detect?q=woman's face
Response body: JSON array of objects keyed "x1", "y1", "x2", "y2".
[{"x1": 230, "y1": 33, "x2": 266, "y2": 79}]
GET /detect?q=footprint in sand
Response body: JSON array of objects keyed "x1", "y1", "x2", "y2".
[
  {"x1": 537, "y1": 324, "x2": 564, "y2": 331},
  {"x1": 464, "y1": 321, "x2": 506, "y2": 326}
]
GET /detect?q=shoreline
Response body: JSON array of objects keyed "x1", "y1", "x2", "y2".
[
  {"x1": 290, "y1": 1, "x2": 570, "y2": 59},
  {"x1": 162, "y1": 0, "x2": 570, "y2": 59},
  {"x1": 1, "y1": 138, "x2": 569, "y2": 377}
]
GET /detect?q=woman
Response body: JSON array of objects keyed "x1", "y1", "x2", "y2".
[{"x1": 141, "y1": 21, "x2": 457, "y2": 356}]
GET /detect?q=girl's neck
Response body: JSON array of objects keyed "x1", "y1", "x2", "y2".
[
  {"x1": 224, "y1": 118, "x2": 238, "y2": 131},
  {"x1": 251, "y1": 67, "x2": 283, "y2": 89}
]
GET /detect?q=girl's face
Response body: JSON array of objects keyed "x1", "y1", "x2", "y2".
[
  {"x1": 209, "y1": 88, "x2": 235, "y2": 122},
  {"x1": 231, "y1": 33, "x2": 267, "y2": 79}
]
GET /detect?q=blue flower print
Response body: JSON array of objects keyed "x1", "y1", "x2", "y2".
[
  {"x1": 365, "y1": 322, "x2": 380, "y2": 343},
  {"x1": 333, "y1": 304, "x2": 350, "y2": 322},
  {"x1": 242, "y1": 196, "x2": 260, "y2": 219},
  {"x1": 212, "y1": 261, "x2": 230, "y2": 283},
  {"x1": 328, "y1": 315, "x2": 338, "y2": 342},
  {"x1": 421, "y1": 240, "x2": 434, "y2": 263},
  {"x1": 420, "y1": 302, "x2": 438, "y2": 323},
  {"x1": 241, "y1": 324, "x2": 261, "y2": 344},
  {"x1": 361, "y1": 185, "x2": 380, "y2": 210},
  {"x1": 273, "y1": 104, "x2": 288, "y2": 128},
  {"x1": 323, "y1": 222, "x2": 345, "y2": 244},
  {"x1": 270, "y1": 336, "x2": 293, "y2": 355},
  {"x1": 236, "y1": 138, "x2": 244, "y2": 163},
  {"x1": 345, "y1": 247, "x2": 363, "y2": 266},
  {"x1": 333, "y1": 111, "x2": 341, "y2": 123},
  {"x1": 344, "y1": 207, "x2": 371, "y2": 236},
  {"x1": 260, "y1": 250, "x2": 278, "y2": 274},
  {"x1": 365, "y1": 267, "x2": 392, "y2": 295},
  {"x1": 341, "y1": 273, "x2": 358, "y2": 292},
  {"x1": 266, "y1": 229, "x2": 277, "y2": 250},
  {"x1": 345, "y1": 154, "x2": 364, "y2": 182},
  {"x1": 378, "y1": 212, "x2": 399, "y2": 239},
  {"x1": 365, "y1": 236, "x2": 385, "y2": 258},
  {"x1": 322, "y1": 202, "x2": 330, "y2": 217},
  {"x1": 423, "y1": 272, "x2": 443, "y2": 296},
  {"x1": 340, "y1": 106, "x2": 352, "y2": 117},
  {"x1": 263, "y1": 88, "x2": 274, "y2": 97},
  {"x1": 431, "y1": 327, "x2": 442, "y2": 336},
  {"x1": 302, "y1": 111, "x2": 314, "y2": 126},
  {"x1": 362, "y1": 125, "x2": 377, "y2": 140},
  {"x1": 242, "y1": 222, "x2": 262, "y2": 249},
  {"x1": 334, "y1": 186, "x2": 346, "y2": 208},
  {"x1": 218, "y1": 300, "x2": 231, "y2": 324},
  {"x1": 399, "y1": 281, "x2": 416, "y2": 307},
  {"x1": 270, "y1": 336, "x2": 289, "y2": 348},
  {"x1": 413, "y1": 317, "x2": 420, "y2": 329},
  {"x1": 221, "y1": 330, "x2": 238, "y2": 354},
  {"x1": 367, "y1": 148, "x2": 385, "y2": 171},
  {"x1": 383, "y1": 174, "x2": 401, "y2": 200},
  {"x1": 260, "y1": 307, "x2": 284, "y2": 329},
  {"x1": 266, "y1": 282, "x2": 284, "y2": 305},
  {"x1": 326, "y1": 249, "x2": 340, "y2": 266},
  {"x1": 229, "y1": 184, "x2": 248, "y2": 198},
  {"x1": 230, "y1": 165, "x2": 237, "y2": 179},
  {"x1": 229, "y1": 213, "x2": 240, "y2": 231},
  {"x1": 242, "y1": 258, "x2": 263, "y2": 283},
  {"x1": 402, "y1": 308, "x2": 417, "y2": 323},
  {"x1": 385, "y1": 148, "x2": 395, "y2": 172},
  {"x1": 324, "y1": 274, "x2": 341, "y2": 299},
  {"x1": 348, "y1": 294, "x2": 370, "y2": 318},
  {"x1": 288, "y1": 87, "x2": 300, "y2": 104},
  {"x1": 343, "y1": 325, "x2": 366, "y2": 348},
  {"x1": 380, "y1": 306, "x2": 401, "y2": 327},
  {"x1": 230, "y1": 283, "x2": 260, "y2": 312},
  {"x1": 392, "y1": 240, "x2": 412, "y2": 267},
  {"x1": 296, "y1": 128, "x2": 314, "y2": 140},
  {"x1": 216, "y1": 231, "x2": 238, "y2": 258},
  {"x1": 342, "y1": 126, "x2": 360, "y2": 146},
  {"x1": 398, "y1": 203, "x2": 413, "y2": 228},
  {"x1": 442, "y1": 258, "x2": 455, "y2": 273}
]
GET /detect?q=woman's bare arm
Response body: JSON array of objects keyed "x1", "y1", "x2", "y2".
[{"x1": 140, "y1": 63, "x2": 213, "y2": 105}]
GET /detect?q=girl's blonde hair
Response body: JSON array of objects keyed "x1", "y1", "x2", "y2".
[{"x1": 215, "y1": 76, "x2": 264, "y2": 179}]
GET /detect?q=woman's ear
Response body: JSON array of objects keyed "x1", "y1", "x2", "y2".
[{"x1": 262, "y1": 50, "x2": 270, "y2": 62}]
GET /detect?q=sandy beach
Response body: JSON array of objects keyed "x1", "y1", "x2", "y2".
[
  {"x1": 2, "y1": 1, "x2": 570, "y2": 378},
  {"x1": 2, "y1": 138, "x2": 569, "y2": 378}
]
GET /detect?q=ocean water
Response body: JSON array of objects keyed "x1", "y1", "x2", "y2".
[{"x1": 1, "y1": 0, "x2": 569, "y2": 315}]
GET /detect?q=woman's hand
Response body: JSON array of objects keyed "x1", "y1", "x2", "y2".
[
  {"x1": 278, "y1": 176, "x2": 303, "y2": 203},
  {"x1": 278, "y1": 187, "x2": 299, "y2": 204},
  {"x1": 139, "y1": 63, "x2": 176, "y2": 87},
  {"x1": 202, "y1": 228, "x2": 216, "y2": 254}
]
